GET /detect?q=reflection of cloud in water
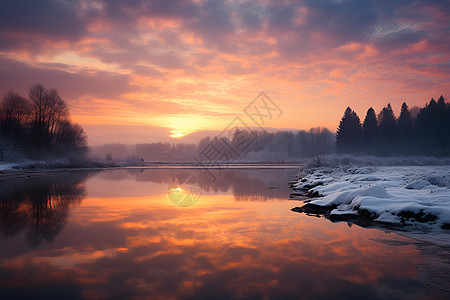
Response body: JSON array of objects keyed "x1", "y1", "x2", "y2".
[
  {"x1": 0, "y1": 169, "x2": 448, "y2": 299},
  {"x1": 95, "y1": 168, "x2": 297, "y2": 202},
  {"x1": 1, "y1": 207, "x2": 444, "y2": 299}
]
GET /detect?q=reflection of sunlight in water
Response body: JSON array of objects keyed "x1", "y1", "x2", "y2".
[
  {"x1": 1, "y1": 169, "x2": 448, "y2": 299},
  {"x1": 167, "y1": 173, "x2": 202, "y2": 207},
  {"x1": 168, "y1": 187, "x2": 196, "y2": 207}
]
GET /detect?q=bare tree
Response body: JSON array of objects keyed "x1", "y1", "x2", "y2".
[
  {"x1": 0, "y1": 90, "x2": 30, "y2": 141},
  {"x1": 28, "y1": 84, "x2": 46, "y2": 127},
  {"x1": 45, "y1": 88, "x2": 69, "y2": 143},
  {"x1": 28, "y1": 84, "x2": 69, "y2": 146},
  {"x1": 55, "y1": 120, "x2": 88, "y2": 154},
  {"x1": 1, "y1": 83, "x2": 88, "y2": 159}
]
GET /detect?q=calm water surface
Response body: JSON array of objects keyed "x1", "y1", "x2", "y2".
[{"x1": 0, "y1": 168, "x2": 449, "y2": 299}]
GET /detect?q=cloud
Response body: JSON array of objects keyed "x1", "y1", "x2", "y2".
[
  {"x1": 184, "y1": 1, "x2": 237, "y2": 51},
  {"x1": 0, "y1": 0, "x2": 95, "y2": 55},
  {"x1": 0, "y1": 0, "x2": 87, "y2": 38},
  {"x1": 81, "y1": 124, "x2": 174, "y2": 146},
  {"x1": 303, "y1": 0, "x2": 378, "y2": 43},
  {"x1": 0, "y1": 55, "x2": 132, "y2": 100},
  {"x1": 0, "y1": 0, "x2": 448, "y2": 143}
]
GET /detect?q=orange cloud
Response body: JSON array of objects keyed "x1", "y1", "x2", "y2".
[{"x1": 0, "y1": 0, "x2": 448, "y2": 144}]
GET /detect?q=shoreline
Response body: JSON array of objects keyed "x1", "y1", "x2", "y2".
[
  {"x1": 0, "y1": 161, "x2": 302, "y2": 180},
  {"x1": 290, "y1": 165, "x2": 450, "y2": 247}
]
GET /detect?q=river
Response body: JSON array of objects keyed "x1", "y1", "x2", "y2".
[{"x1": 0, "y1": 167, "x2": 448, "y2": 299}]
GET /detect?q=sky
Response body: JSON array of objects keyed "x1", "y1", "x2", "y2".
[{"x1": 0, "y1": 0, "x2": 449, "y2": 145}]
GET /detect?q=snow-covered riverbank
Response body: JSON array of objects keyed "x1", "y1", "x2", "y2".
[{"x1": 292, "y1": 165, "x2": 450, "y2": 244}]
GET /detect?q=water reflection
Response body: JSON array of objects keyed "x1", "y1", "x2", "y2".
[
  {"x1": 97, "y1": 168, "x2": 297, "y2": 202},
  {"x1": 167, "y1": 173, "x2": 202, "y2": 207},
  {"x1": 0, "y1": 172, "x2": 91, "y2": 247},
  {"x1": 0, "y1": 168, "x2": 448, "y2": 299}
]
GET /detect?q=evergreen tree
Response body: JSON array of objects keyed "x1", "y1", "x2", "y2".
[
  {"x1": 397, "y1": 102, "x2": 412, "y2": 138},
  {"x1": 429, "y1": 98, "x2": 437, "y2": 109},
  {"x1": 396, "y1": 102, "x2": 413, "y2": 154},
  {"x1": 414, "y1": 98, "x2": 442, "y2": 154},
  {"x1": 362, "y1": 107, "x2": 378, "y2": 144},
  {"x1": 437, "y1": 95, "x2": 445, "y2": 108},
  {"x1": 336, "y1": 107, "x2": 362, "y2": 153},
  {"x1": 436, "y1": 95, "x2": 448, "y2": 152},
  {"x1": 378, "y1": 103, "x2": 396, "y2": 142},
  {"x1": 446, "y1": 96, "x2": 450, "y2": 154}
]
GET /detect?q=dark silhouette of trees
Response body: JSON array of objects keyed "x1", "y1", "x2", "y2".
[
  {"x1": 397, "y1": 102, "x2": 412, "y2": 137},
  {"x1": 445, "y1": 96, "x2": 450, "y2": 152},
  {"x1": 0, "y1": 84, "x2": 87, "y2": 159},
  {"x1": 0, "y1": 91, "x2": 30, "y2": 143},
  {"x1": 29, "y1": 84, "x2": 69, "y2": 147},
  {"x1": 436, "y1": 95, "x2": 448, "y2": 151},
  {"x1": 378, "y1": 103, "x2": 396, "y2": 142},
  {"x1": 414, "y1": 96, "x2": 449, "y2": 155},
  {"x1": 55, "y1": 121, "x2": 88, "y2": 155},
  {"x1": 337, "y1": 95, "x2": 449, "y2": 156},
  {"x1": 362, "y1": 107, "x2": 378, "y2": 151},
  {"x1": 336, "y1": 107, "x2": 362, "y2": 153},
  {"x1": 307, "y1": 127, "x2": 334, "y2": 156},
  {"x1": 187, "y1": 127, "x2": 335, "y2": 161},
  {"x1": 409, "y1": 105, "x2": 420, "y2": 121},
  {"x1": 396, "y1": 102, "x2": 413, "y2": 153}
]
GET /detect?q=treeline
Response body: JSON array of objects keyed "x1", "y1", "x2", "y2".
[
  {"x1": 92, "y1": 128, "x2": 335, "y2": 162},
  {"x1": 136, "y1": 143, "x2": 197, "y2": 161},
  {"x1": 0, "y1": 84, "x2": 88, "y2": 159},
  {"x1": 197, "y1": 127, "x2": 334, "y2": 160},
  {"x1": 336, "y1": 95, "x2": 450, "y2": 155},
  {"x1": 246, "y1": 128, "x2": 334, "y2": 157},
  {"x1": 90, "y1": 143, "x2": 197, "y2": 162}
]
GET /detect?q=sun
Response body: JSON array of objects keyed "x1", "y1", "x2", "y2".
[{"x1": 170, "y1": 132, "x2": 185, "y2": 138}]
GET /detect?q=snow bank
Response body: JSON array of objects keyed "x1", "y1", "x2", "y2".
[
  {"x1": 293, "y1": 166, "x2": 450, "y2": 232},
  {"x1": 0, "y1": 163, "x2": 17, "y2": 171},
  {"x1": 303, "y1": 154, "x2": 450, "y2": 170}
]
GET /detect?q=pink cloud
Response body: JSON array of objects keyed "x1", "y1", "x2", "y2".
[{"x1": 0, "y1": 0, "x2": 448, "y2": 144}]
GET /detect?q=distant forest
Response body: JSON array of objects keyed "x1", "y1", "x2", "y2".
[
  {"x1": 337, "y1": 96, "x2": 450, "y2": 156},
  {"x1": 2, "y1": 84, "x2": 448, "y2": 163},
  {"x1": 0, "y1": 84, "x2": 87, "y2": 160},
  {"x1": 91, "y1": 128, "x2": 335, "y2": 162},
  {"x1": 93, "y1": 95, "x2": 450, "y2": 162}
]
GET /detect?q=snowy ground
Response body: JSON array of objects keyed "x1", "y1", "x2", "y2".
[
  {"x1": 0, "y1": 163, "x2": 17, "y2": 171},
  {"x1": 292, "y1": 165, "x2": 450, "y2": 245}
]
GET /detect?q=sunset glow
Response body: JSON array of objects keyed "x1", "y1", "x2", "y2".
[{"x1": 0, "y1": 0, "x2": 448, "y2": 145}]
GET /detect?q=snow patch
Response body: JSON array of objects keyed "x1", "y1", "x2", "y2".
[
  {"x1": 405, "y1": 180, "x2": 430, "y2": 190},
  {"x1": 293, "y1": 166, "x2": 450, "y2": 234},
  {"x1": 0, "y1": 163, "x2": 16, "y2": 171}
]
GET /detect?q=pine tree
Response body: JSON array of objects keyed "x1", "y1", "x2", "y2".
[
  {"x1": 414, "y1": 98, "x2": 440, "y2": 154},
  {"x1": 336, "y1": 107, "x2": 362, "y2": 153},
  {"x1": 362, "y1": 107, "x2": 378, "y2": 143},
  {"x1": 436, "y1": 95, "x2": 448, "y2": 151},
  {"x1": 437, "y1": 95, "x2": 445, "y2": 108},
  {"x1": 397, "y1": 102, "x2": 412, "y2": 138},
  {"x1": 395, "y1": 102, "x2": 413, "y2": 154},
  {"x1": 446, "y1": 96, "x2": 450, "y2": 154},
  {"x1": 378, "y1": 103, "x2": 396, "y2": 141}
]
